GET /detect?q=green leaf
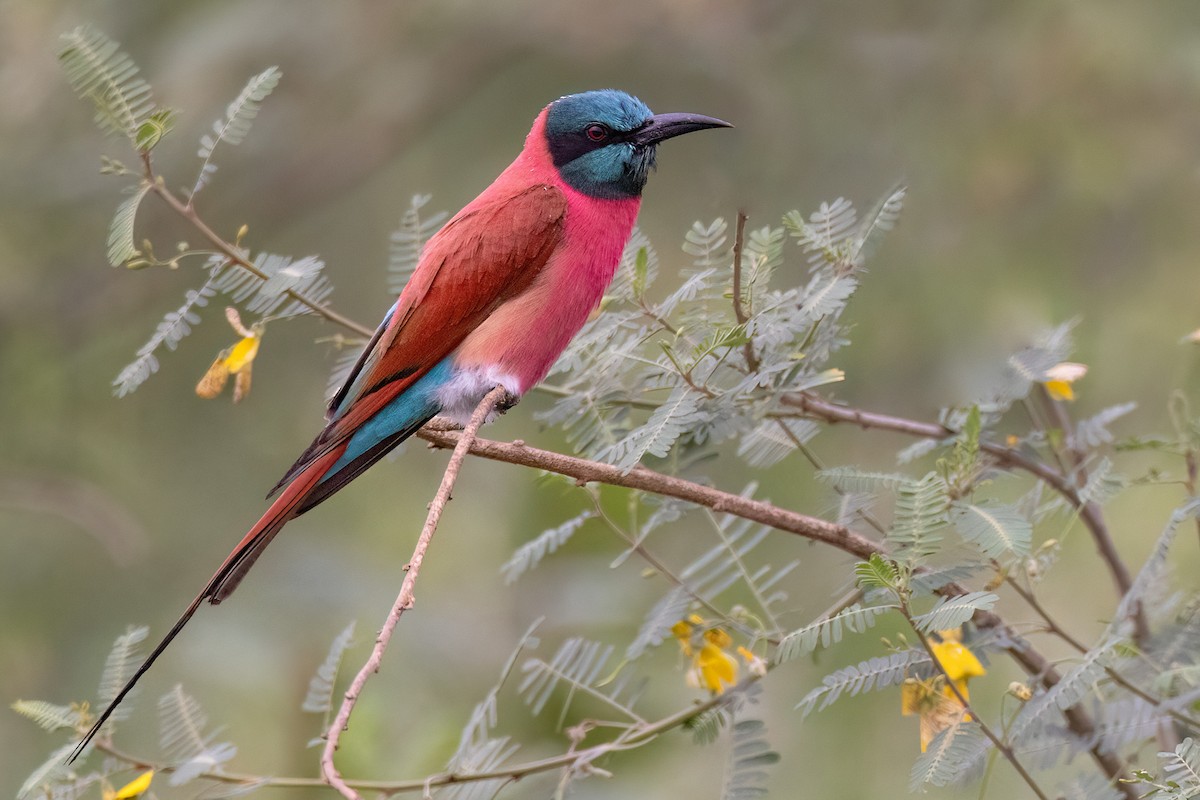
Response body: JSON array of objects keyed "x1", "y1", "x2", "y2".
[
  {"x1": 135, "y1": 107, "x2": 177, "y2": 151},
  {"x1": 912, "y1": 591, "x2": 998, "y2": 633},
  {"x1": 722, "y1": 718, "x2": 780, "y2": 800},
  {"x1": 632, "y1": 246, "x2": 650, "y2": 298},
  {"x1": 796, "y1": 649, "x2": 927, "y2": 716},
  {"x1": 1159, "y1": 737, "x2": 1200, "y2": 796},
  {"x1": 854, "y1": 553, "x2": 899, "y2": 591},
  {"x1": 17, "y1": 742, "x2": 76, "y2": 800},
  {"x1": 11, "y1": 700, "x2": 80, "y2": 732},
  {"x1": 599, "y1": 385, "x2": 703, "y2": 472},
  {"x1": 59, "y1": 26, "x2": 156, "y2": 141},
  {"x1": 98, "y1": 625, "x2": 149, "y2": 718},
  {"x1": 389, "y1": 194, "x2": 447, "y2": 294},
  {"x1": 108, "y1": 181, "x2": 151, "y2": 266},
  {"x1": 890, "y1": 472, "x2": 949, "y2": 560},
  {"x1": 908, "y1": 721, "x2": 988, "y2": 790},
  {"x1": 500, "y1": 511, "x2": 593, "y2": 584},
  {"x1": 952, "y1": 500, "x2": 1032, "y2": 558},
  {"x1": 301, "y1": 621, "x2": 356, "y2": 713},
  {"x1": 775, "y1": 603, "x2": 896, "y2": 663}
]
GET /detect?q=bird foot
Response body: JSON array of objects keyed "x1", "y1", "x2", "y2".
[{"x1": 495, "y1": 389, "x2": 521, "y2": 414}]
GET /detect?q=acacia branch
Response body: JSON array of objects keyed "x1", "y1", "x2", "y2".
[
  {"x1": 140, "y1": 154, "x2": 374, "y2": 338},
  {"x1": 730, "y1": 210, "x2": 760, "y2": 372},
  {"x1": 417, "y1": 422, "x2": 1136, "y2": 793},
  {"x1": 320, "y1": 386, "x2": 509, "y2": 799},
  {"x1": 900, "y1": 598, "x2": 1050, "y2": 800},
  {"x1": 96, "y1": 672, "x2": 756, "y2": 796},
  {"x1": 780, "y1": 390, "x2": 1149, "y2": 641}
]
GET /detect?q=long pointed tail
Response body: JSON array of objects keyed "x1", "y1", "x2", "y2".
[{"x1": 67, "y1": 445, "x2": 345, "y2": 763}]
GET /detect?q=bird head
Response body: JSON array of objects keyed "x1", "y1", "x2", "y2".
[{"x1": 545, "y1": 89, "x2": 731, "y2": 200}]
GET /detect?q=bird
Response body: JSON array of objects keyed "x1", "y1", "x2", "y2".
[{"x1": 70, "y1": 89, "x2": 730, "y2": 760}]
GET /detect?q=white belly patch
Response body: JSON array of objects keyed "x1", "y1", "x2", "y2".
[{"x1": 435, "y1": 365, "x2": 522, "y2": 425}]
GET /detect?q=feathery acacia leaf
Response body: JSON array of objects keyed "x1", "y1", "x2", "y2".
[
  {"x1": 1074, "y1": 402, "x2": 1137, "y2": 449},
  {"x1": 519, "y1": 638, "x2": 622, "y2": 718},
  {"x1": 817, "y1": 467, "x2": 915, "y2": 493},
  {"x1": 683, "y1": 218, "x2": 728, "y2": 268},
  {"x1": 722, "y1": 718, "x2": 780, "y2": 800},
  {"x1": 775, "y1": 604, "x2": 895, "y2": 663},
  {"x1": 599, "y1": 385, "x2": 702, "y2": 472},
  {"x1": 849, "y1": 184, "x2": 906, "y2": 267},
  {"x1": 912, "y1": 592, "x2": 998, "y2": 633},
  {"x1": 796, "y1": 650, "x2": 927, "y2": 716},
  {"x1": 11, "y1": 700, "x2": 81, "y2": 732},
  {"x1": 1077, "y1": 457, "x2": 1127, "y2": 507},
  {"x1": 890, "y1": 472, "x2": 949, "y2": 559},
  {"x1": 626, "y1": 586, "x2": 693, "y2": 661},
  {"x1": 113, "y1": 280, "x2": 218, "y2": 397},
  {"x1": 193, "y1": 66, "x2": 282, "y2": 195},
  {"x1": 854, "y1": 554, "x2": 900, "y2": 591},
  {"x1": 301, "y1": 621, "x2": 356, "y2": 713},
  {"x1": 17, "y1": 742, "x2": 77, "y2": 800},
  {"x1": 98, "y1": 625, "x2": 149, "y2": 715},
  {"x1": 500, "y1": 510, "x2": 594, "y2": 584},
  {"x1": 108, "y1": 181, "x2": 151, "y2": 266},
  {"x1": 909, "y1": 722, "x2": 987, "y2": 790},
  {"x1": 59, "y1": 26, "x2": 157, "y2": 142},
  {"x1": 1112, "y1": 499, "x2": 1200, "y2": 638},
  {"x1": 1158, "y1": 737, "x2": 1200, "y2": 797},
  {"x1": 389, "y1": 194, "x2": 448, "y2": 295},
  {"x1": 1005, "y1": 637, "x2": 1120, "y2": 748},
  {"x1": 952, "y1": 501, "x2": 1032, "y2": 558}
]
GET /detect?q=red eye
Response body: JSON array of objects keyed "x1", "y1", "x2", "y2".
[{"x1": 585, "y1": 124, "x2": 608, "y2": 142}]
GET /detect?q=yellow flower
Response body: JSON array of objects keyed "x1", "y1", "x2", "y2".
[
  {"x1": 901, "y1": 629, "x2": 986, "y2": 751},
  {"x1": 673, "y1": 616, "x2": 740, "y2": 695},
  {"x1": 196, "y1": 307, "x2": 262, "y2": 403},
  {"x1": 1042, "y1": 361, "x2": 1087, "y2": 402},
  {"x1": 901, "y1": 679, "x2": 968, "y2": 752},
  {"x1": 930, "y1": 629, "x2": 986, "y2": 702},
  {"x1": 103, "y1": 770, "x2": 153, "y2": 800}
]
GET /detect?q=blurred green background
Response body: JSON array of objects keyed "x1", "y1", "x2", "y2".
[{"x1": 5, "y1": 1, "x2": 1200, "y2": 797}]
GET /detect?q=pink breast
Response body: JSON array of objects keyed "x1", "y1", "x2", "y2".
[{"x1": 455, "y1": 188, "x2": 640, "y2": 392}]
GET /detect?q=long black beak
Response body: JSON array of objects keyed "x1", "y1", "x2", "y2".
[{"x1": 630, "y1": 112, "x2": 732, "y2": 147}]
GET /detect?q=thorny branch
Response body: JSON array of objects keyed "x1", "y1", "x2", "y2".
[{"x1": 320, "y1": 386, "x2": 509, "y2": 799}]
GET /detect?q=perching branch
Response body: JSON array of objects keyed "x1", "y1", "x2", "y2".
[
  {"x1": 320, "y1": 386, "x2": 510, "y2": 799},
  {"x1": 417, "y1": 422, "x2": 1137, "y2": 794}
]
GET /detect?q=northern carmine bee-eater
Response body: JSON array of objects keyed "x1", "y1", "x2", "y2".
[{"x1": 72, "y1": 89, "x2": 730, "y2": 759}]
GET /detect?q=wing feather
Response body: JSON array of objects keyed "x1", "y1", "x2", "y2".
[{"x1": 268, "y1": 182, "x2": 566, "y2": 497}]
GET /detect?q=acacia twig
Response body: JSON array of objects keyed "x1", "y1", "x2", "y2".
[
  {"x1": 320, "y1": 386, "x2": 509, "y2": 799},
  {"x1": 780, "y1": 390, "x2": 1149, "y2": 642},
  {"x1": 730, "y1": 210, "x2": 760, "y2": 372},
  {"x1": 140, "y1": 153, "x2": 374, "y2": 338},
  {"x1": 418, "y1": 422, "x2": 1136, "y2": 794},
  {"x1": 900, "y1": 598, "x2": 1050, "y2": 800}
]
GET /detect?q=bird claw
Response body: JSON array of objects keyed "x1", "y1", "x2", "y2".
[{"x1": 495, "y1": 389, "x2": 520, "y2": 414}]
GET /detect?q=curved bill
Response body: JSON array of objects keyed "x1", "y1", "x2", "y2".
[{"x1": 630, "y1": 112, "x2": 733, "y2": 147}]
